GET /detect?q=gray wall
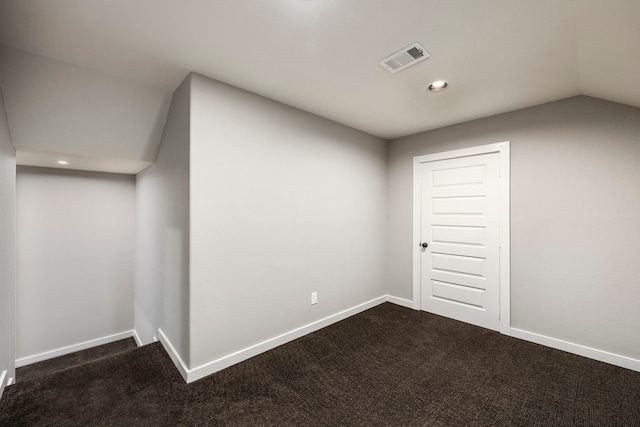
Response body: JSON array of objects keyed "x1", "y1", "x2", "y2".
[
  {"x1": 188, "y1": 73, "x2": 387, "y2": 367},
  {"x1": 0, "y1": 87, "x2": 15, "y2": 395},
  {"x1": 387, "y1": 96, "x2": 640, "y2": 359},
  {"x1": 16, "y1": 167, "x2": 135, "y2": 359},
  {"x1": 135, "y1": 76, "x2": 191, "y2": 360}
]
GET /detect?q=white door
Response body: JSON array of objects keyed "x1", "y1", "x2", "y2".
[{"x1": 418, "y1": 152, "x2": 501, "y2": 331}]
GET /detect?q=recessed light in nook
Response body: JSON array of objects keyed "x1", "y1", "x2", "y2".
[
  {"x1": 427, "y1": 80, "x2": 449, "y2": 92},
  {"x1": 56, "y1": 160, "x2": 71, "y2": 165}
]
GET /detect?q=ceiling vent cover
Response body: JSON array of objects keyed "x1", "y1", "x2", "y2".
[{"x1": 379, "y1": 43, "x2": 430, "y2": 74}]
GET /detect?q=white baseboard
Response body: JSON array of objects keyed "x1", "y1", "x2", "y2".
[
  {"x1": 160, "y1": 296, "x2": 387, "y2": 383},
  {"x1": 15, "y1": 330, "x2": 139, "y2": 368},
  {"x1": 510, "y1": 328, "x2": 640, "y2": 372},
  {"x1": 132, "y1": 330, "x2": 143, "y2": 347},
  {"x1": 0, "y1": 370, "x2": 6, "y2": 399},
  {"x1": 187, "y1": 296, "x2": 387, "y2": 383},
  {"x1": 386, "y1": 295, "x2": 414, "y2": 309},
  {"x1": 159, "y1": 298, "x2": 638, "y2": 382},
  {"x1": 392, "y1": 295, "x2": 639, "y2": 373},
  {"x1": 157, "y1": 328, "x2": 189, "y2": 382}
]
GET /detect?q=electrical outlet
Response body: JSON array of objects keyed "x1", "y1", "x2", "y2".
[{"x1": 311, "y1": 292, "x2": 318, "y2": 305}]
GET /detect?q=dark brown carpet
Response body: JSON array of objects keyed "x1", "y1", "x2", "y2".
[
  {"x1": 1, "y1": 303, "x2": 639, "y2": 426},
  {"x1": 16, "y1": 338, "x2": 137, "y2": 383}
]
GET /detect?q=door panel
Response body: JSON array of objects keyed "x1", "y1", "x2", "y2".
[
  {"x1": 430, "y1": 269, "x2": 486, "y2": 290},
  {"x1": 420, "y1": 153, "x2": 500, "y2": 330},
  {"x1": 432, "y1": 165, "x2": 486, "y2": 187},
  {"x1": 432, "y1": 197, "x2": 485, "y2": 215},
  {"x1": 432, "y1": 280, "x2": 484, "y2": 308},
  {"x1": 431, "y1": 253, "x2": 485, "y2": 277},
  {"x1": 432, "y1": 225, "x2": 485, "y2": 246}
]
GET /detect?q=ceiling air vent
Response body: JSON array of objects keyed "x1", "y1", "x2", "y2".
[{"x1": 379, "y1": 42, "x2": 430, "y2": 74}]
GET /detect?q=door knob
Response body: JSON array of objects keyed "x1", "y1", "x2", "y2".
[{"x1": 420, "y1": 242, "x2": 428, "y2": 248}]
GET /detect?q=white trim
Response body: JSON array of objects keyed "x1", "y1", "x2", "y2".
[
  {"x1": 412, "y1": 157, "x2": 422, "y2": 311},
  {"x1": 0, "y1": 370, "x2": 6, "y2": 399},
  {"x1": 386, "y1": 295, "x2": 414, "y2": 309},
  {"x1": 157, "y1": 329, "x2": 189, "y2": 382},
  {"x1": 412, "y1": 142, "x2": 511, "y2": 333},
  {"x1": 497, "y1": 142, "x2": 511, "y2": 334},
  {"x1": 186, "y1": 296, "x2": 386, "y2": 383},
  {"x1": 510, "y1": 328, "x2": 640, "y2": 372},
  {"x1": 414, "y1": 142, "x2": 509, "y2": 163},
  {"x1": 15, "y1": 330, "x2": 138, "y2": 368},
  {"x1": 161, "y1": 296, "x2": 387, "y2": 383},
  {"x1": 132, "y1": 330, "x2": 143, "y2": 347}
]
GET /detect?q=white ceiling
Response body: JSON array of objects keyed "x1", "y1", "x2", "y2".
[
  {"x1": 0, "y1": 46, "x2": 170, "y2": 173},
  {"x1": 0, "y1": 0, "x2": 639, "y2": 168}
]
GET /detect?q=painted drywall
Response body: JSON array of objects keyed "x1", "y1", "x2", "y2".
[
  {"x1": 0, "y1": 46, "x2": 171, "y2": 172},
  {"x1": 0, "y1": 86, "x2": 16, "y2": 395},
  {"x1": 188, "y1": 73, "x2": 387, "y2": 368},
  {"x1": 387, "y1": 96, "x2": 640, "y2": 360},
  {"x1": 16, "y1": 167, "x2": 135, "y2": 359},
  {"x1": 135, "y1": 76, "x2": 190, "y2": 360}
]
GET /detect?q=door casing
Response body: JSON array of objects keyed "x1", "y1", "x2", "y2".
[{"x1": 413, "y1": 142, "x2": 511, "y2": 334}]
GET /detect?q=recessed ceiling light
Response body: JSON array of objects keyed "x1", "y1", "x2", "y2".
[
  {"x1": 56, "y1": 160, "x2": 70, "y2": 165},
  {"x1": 427, "y1": 80, "x2": 449, "y2": 92}
]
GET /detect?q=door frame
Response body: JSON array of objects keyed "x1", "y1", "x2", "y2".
[{"x1": 412, "y1": 141, "x2": 511, "y2": 334}]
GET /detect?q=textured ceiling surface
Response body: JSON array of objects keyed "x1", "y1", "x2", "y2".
[{"x1": 0, "y1": 0, "x2": 638, "y2": 172}]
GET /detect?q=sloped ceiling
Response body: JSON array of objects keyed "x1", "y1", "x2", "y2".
[
  {"x1": 0, "y1": 46, "x2": 171, "y2": 173},
  {"x1": 0, "y1": 0, "x2": 638, "y2": 173}
]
